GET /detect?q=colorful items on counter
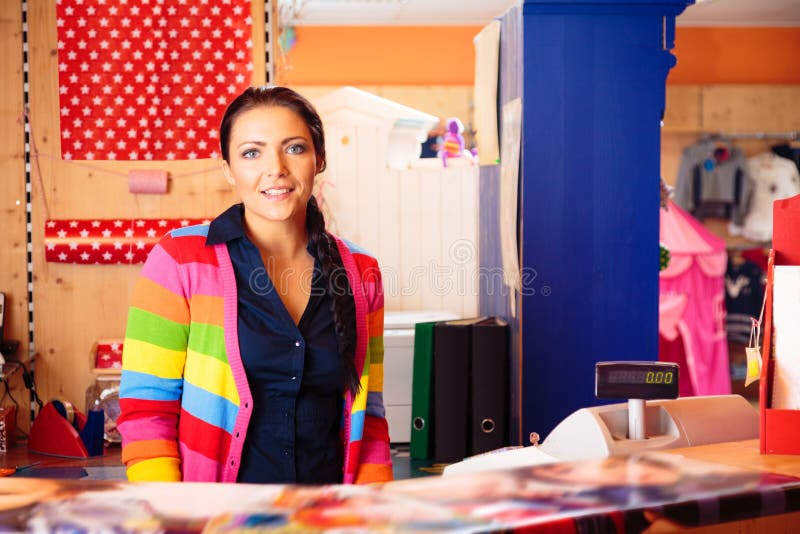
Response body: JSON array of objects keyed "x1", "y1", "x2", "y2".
[
  {"x1": 2, "y1": 454, "x2": 800, "y2": 532},
  {"x1": 28, "y1": 400, "x2": 105, "y2": 458},
  {"x1": 44, "y1": 218, "x2": 209, "y2": 264}
]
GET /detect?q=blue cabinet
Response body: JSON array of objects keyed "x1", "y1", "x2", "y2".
[{"x1": 480, "y1": 0, "x2": 694, "y2": 441}]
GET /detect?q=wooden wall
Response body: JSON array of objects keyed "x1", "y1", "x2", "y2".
[
  {"x1": 661, "y1": 85, "x2": 800, "y2": 187},
  {"x1": 1, "y1": 1, "x2": 267, "y2": 429},
  {"x1": 0, "y1": 1, "x2": 30, "y2": 431}
]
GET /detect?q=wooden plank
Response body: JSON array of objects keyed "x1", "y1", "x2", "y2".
[
  {"x1": 661, "y1": 84, "x2": 800, "y2": 189},
  {"x1": 0, "y1": 0, "x2": 31, "y2": 433},
  {"x1": 702, "y1": 85, "x2": 800, "y2": 132},
  {"x1": 663, "y1": 85, "x2": 702, "y2": 133},
  {"x1": 660, "y1": 131, "x2": 698, "y2": 187}
]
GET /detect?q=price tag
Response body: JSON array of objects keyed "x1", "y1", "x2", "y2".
[{"x1": 745, "y1": 346, "x2": 762, "y2": 387}]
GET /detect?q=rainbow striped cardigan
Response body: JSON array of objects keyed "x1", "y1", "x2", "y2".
[{"x1": 118, "y1": 224, "x2": 393, "y2": 484}]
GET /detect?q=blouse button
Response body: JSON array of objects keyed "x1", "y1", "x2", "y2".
[{"x1": 295, "y1": 341, "x2": 301, "y2": 347}]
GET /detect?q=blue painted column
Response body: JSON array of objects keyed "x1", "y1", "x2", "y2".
[{"x1": 520, "y1": 0, "x2": 693, "y2": 438}]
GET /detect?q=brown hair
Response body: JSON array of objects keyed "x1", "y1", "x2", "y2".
[{"x1": 220, "y1": 86, "x2": 358, "y2": 394}]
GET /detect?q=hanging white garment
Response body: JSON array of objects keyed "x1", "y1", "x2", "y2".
[{"x1": 742, "y1": 153, "x2": 800, "y2": 243}]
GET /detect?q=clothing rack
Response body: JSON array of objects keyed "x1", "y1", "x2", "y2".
[
  {"x1": 700, "y1": 131, "x2": 799, "y2": 142},
  {"x1": 726, "y1": 242, "x2": 771, "y2": 252}
]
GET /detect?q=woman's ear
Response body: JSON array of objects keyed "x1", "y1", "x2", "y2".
[{"x1": 222, "y1": 161, "x2": 235, "y2": 186}]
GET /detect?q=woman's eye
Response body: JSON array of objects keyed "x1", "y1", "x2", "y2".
[
  {"x1": 242, "y1": 149, "x2": 259, "y2": 159},
  {"x1": 287, "y1": 144, "x2": 306, "y2": 155}
]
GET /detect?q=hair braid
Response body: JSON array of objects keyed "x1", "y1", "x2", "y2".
[{"x1": 306, "y1": 196, "x2": 359, "y2": 395}]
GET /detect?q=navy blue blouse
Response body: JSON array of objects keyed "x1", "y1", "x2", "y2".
[{"x1": 207, "y1": 204, "x2": 343, "y2": 484}]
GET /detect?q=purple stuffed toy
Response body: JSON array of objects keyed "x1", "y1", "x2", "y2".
[{"x1": 438, "y1": 118, "x2": 476, "y2": 167}]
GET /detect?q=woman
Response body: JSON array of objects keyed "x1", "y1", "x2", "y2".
[{"x1": 117, "y1": 86, "x2": 393, "y2": 485}]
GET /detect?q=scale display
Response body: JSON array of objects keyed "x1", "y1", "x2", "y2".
[{"x1": 595, "y1": 361, "x2": 679, "y2": 400}]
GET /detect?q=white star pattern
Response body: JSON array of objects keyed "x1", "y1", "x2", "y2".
[
  {"x1": 56, "y1": 1, "x2": 252, "y2": 160},
  {"x1": 45, "y1": 218, "x2": 207, "y2": 264}
]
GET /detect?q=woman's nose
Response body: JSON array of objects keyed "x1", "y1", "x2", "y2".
[{"x1": 262, "y1": 148, "x2": 287, "y2": 177}]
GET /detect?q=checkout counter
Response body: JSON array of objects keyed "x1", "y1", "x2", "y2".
[
  {"x1": 1, "y1": 439, "x2": 800, "y2": 532},
  {"x1": 2, "y1": 363, "x2": 800, "y2": 532}
]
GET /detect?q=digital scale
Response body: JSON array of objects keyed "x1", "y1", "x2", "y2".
[{"x1": 444, "y1": 361, "x2": 759, "y2": 476}]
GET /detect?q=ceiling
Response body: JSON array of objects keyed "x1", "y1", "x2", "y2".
[{"x1": 280, "y1": 0, "x2": 800, "y2": 27}]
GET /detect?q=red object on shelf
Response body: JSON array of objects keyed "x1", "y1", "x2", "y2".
[
  {"x1": 28, "y1": 402, "x2": 100, "y2": 458},
  {"x1": 44, "y1": 218, "x2": 209, "y2": 264},
  {"x1": 759, "y1": 194, "x2": 800, "y2": 455},
  {"x1": 94, "y1": 340, "x2": 123, "y2": 372},
  {"x1": 773, "y1": 196, "x2": 800, "y2": 265}
]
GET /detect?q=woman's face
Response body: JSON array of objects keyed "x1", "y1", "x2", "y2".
[{"x1": 223, "y1": 105, "x2": 319, "y2": 229}]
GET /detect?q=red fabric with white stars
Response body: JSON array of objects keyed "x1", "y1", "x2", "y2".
[
  {"x1": 44, "y1": 218, "x2": 210, "y2": 264},
  {"x1": 56, "y1": 0, "x2": 253, "y2": 161},
  {"x1": 95, "y1": 340, "x2": 123, "y2": 370}
]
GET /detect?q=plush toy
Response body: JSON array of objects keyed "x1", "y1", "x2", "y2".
[{"x1": 438, "y1": 118, "x2": 476, "y2": 167}]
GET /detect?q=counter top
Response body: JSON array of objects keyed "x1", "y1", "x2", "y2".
[
  {"x1": 2, "y1": 440, "x2": 800, "y2": 532},
  {"x1": 0, "y1": 442, "x2": 124, "y2": 480},
  {"x1": 667, "y1": 439, "x2": 800, "y2": 478}
]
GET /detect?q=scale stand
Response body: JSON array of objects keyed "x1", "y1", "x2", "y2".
[
  {"x1": 627, "y1": 398, "x2": 646, "y2": 440},
  {"x1": 595, "y1": 360, "x2": 680, "y2": 442}
]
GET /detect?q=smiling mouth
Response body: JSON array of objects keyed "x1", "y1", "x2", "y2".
[{"x1": 261, "y1": 187, "x2": 293, "y2": 198}]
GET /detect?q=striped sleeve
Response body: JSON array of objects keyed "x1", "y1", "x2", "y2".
[
  {"x1": 118, "y1": 235, "x2": 189, "y2": 482},
  {"x1": 354, "y1": 254, "x2": 393, "y2": 484}
]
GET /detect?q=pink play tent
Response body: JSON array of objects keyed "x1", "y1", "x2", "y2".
[{"x1": 659, "y1": 200, "x2": 731, "y2": 396}]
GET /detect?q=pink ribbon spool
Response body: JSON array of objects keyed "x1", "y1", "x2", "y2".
[{"x1": 128, "y1": 169, "x2": 169, "y2": 194}]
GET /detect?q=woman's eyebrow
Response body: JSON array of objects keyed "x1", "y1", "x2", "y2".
[
  {"x1": 236, "y1": 140, "x2": 265, "y2": 149},
  {"x1": 235, "y1": 136, "x2": 308, "y2": 149},
  {"x1": 281, "y1": 136, "x2": 308, "y2": 145}
]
